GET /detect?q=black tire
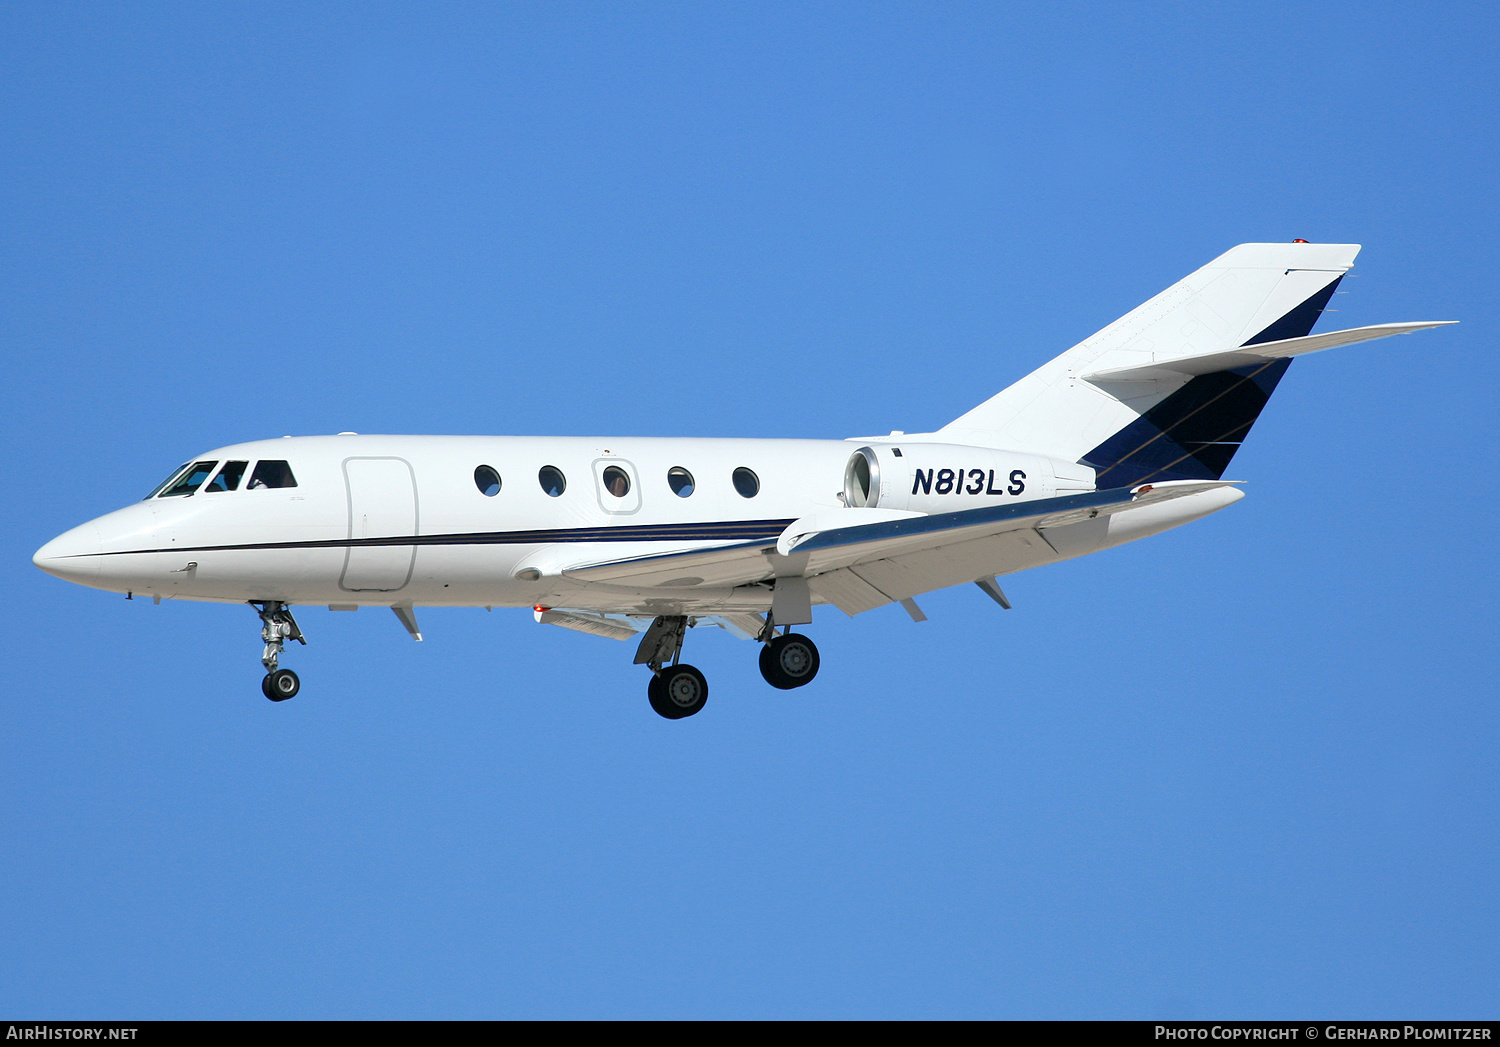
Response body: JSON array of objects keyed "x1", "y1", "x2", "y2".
[
  {"x1": 265, "y1": 668, "x2": 299, "y2": 702},
  {"x1": 647, "y1": 671, "x2": 677, "y2": 718},
  {"x1": 649, "y1": 664, "x2": 708, "y2": 718},
  {"x1": 759, "y1": 633, "x2": 820, "y2": 690}
]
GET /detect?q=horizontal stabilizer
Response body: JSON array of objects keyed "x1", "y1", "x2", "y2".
[{"x1": 1082, "y1": 321, "x2": 1456, "y2": 383}]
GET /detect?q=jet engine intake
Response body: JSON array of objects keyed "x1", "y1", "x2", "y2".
[{"x1": 843, "y1": 447, "x2": 881, "y2": 508}]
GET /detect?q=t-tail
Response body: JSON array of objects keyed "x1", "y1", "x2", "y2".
[{"x1": 938, "y1": 243, "x2": 1453, "y2": 489}]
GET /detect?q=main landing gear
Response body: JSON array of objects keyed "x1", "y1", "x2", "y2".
[
  {"x1": 759, "y1": 631, "x2": 820, "y2": 690},
  {"x1": 636, "y1": 615, "x2": 708, "y2": 719},
  {"x1": 635, "y1": 615, "x2": 822, "y2": 719},
  {"x1": 253, "y1": 601, "x2": 305, "y2": 702},
  {"x1": 648, "y1": 664, "x2": 709, "y2": 720}
]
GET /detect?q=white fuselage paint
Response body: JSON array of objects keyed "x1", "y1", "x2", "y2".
[{"x1": 33, "y1": 433, "x2": 1237, "y2": 617}]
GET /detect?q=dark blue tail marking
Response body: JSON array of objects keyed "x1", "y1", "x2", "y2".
[
  {"x1": 1080, "y1": 358, "x2": 1292, "y2": 488},
  {"x1": 1079, "y1": 275, "x2": 1341, "y2": 487}
]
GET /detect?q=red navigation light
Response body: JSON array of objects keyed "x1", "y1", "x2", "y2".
[{"x1": 1293, "y1": 239, "x2": 1310, "y2": 243}]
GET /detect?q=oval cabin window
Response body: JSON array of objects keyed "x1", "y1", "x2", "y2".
[
  {"x1": 602, "y1": 466, "x2": 631, "y2": 498},
  {"x1": 538, "y1": 466, "x2": 567, "y2": 497},
  {"x1": 474, "y1": 465, "x2": 501, "y2": 497},
  {"x1": 732, "y1": 467, "x2": 759, "y2": 498}
]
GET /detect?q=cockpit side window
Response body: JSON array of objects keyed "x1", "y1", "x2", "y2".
[
  {"x1": 145, "y1": 463, "x2": 191, "y2": 500},
  {"x1": 247, "y1": 460, "x2": 297, "y2": 489},
  {"x1": 205, "y1": 461, "x2": 248, "y2": 493},
  {"x1": 158, "y1": 461, "x2": 220, "y2": 498}
]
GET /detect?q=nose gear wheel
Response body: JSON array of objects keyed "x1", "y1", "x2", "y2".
[{"x1": 263, "y1": 668, "x2": 300, "y2": 701}]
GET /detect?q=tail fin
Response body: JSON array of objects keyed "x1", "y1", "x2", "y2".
[{"x1": 940, "y1": 243, "x2": 1361, "y2": 482}]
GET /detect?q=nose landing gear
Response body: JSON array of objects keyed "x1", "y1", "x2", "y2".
[{"x1": 252, "y1": 601, "x2": 305, "y2": 702}]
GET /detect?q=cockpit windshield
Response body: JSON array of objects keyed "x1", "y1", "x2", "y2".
[
  {"x1": 155, "y1": 460, "x2": 220, "y2": 498},
  {"x1": 144, "y1": 458, "x2": 296, "y2": 498},
  {"x1": 145, "y1": 463, "x2": 191, "y2": 500}
]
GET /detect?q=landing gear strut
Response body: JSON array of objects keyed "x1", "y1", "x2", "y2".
[
  {"x1": 635, "y1": 615, "x2": 708, "y2": 719},
  {"x1": 759, "y1": 631, "x2": 820, "y2": 690},
  {"x1": 253, "y1": 601, "x2": 304, "y2": 702}
]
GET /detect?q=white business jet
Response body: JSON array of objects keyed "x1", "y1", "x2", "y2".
[{"x1": 33, "y1": 243, "x2": 1452, "y2": 718}]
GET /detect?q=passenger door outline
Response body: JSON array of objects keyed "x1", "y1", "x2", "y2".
[{"x1": 339, "y1": 456, "x2": 419, "y2": 593}]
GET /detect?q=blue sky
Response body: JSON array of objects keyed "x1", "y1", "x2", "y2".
[{"x1": 3, "y1": 1, "x2": 1496, "y2": 1018}]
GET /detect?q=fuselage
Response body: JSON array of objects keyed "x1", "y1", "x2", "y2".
[{"x1": 33, "y1": 433, "x2": 1078, "y2": 616}]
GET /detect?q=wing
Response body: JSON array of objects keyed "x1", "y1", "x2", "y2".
[{"x1": 560, "y1": 481, "x2": 1234, "y2": 615}]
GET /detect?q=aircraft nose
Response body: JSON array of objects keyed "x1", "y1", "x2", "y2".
[{"x1": 33, "y1": 523, "x2": 103, "y2": 583}]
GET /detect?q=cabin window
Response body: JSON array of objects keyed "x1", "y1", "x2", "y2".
[
  {"x1": 732, "y1": 467, "x2": 760, "y2": 498},
  {"x1": 538, "y1": 465, "x2": 566, "y2": 497},
  {"x1": 602, "y1": 466, "x2": 630, "y2": 498},
  {"x1": 158, "y1": 461, "x2": 219, "y2": 498},
  {"x1": 474, "y1": 465, "x2": 501, "y2": 497},
  {"x1": 248, "y1": 460, "x2": 297, "y2": 489},
  {"x1": 667, "y1": 467, "x2": 695, "y2": 497},
  {"x1": 205, "y1": 461, "x2": 248, "y2": 493}
]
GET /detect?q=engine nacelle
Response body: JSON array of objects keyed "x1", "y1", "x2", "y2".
[{"x1": 843, "y1": 442, "x2": 1094, "y2": 513}]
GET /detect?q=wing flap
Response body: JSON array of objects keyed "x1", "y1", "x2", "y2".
[
  {"x1": 848, "y1": 526, "x2": 1059, "y2": 603},
  {"x1": 534, "y1": 608, "x2": 644, "y2": 641},
  {"x1": 809, "y1": 568, "x2": 893, "y2": 616}
]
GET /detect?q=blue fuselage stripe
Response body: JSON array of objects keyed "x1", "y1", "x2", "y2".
[{"x1": 77, "y1": 519, "x2": 799, "y2": 557}]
